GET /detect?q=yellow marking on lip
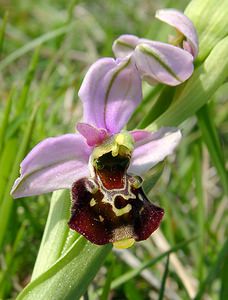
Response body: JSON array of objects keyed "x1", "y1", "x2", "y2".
[
  {"x1": 112, "y1": 204, "x2": 132, "y2": 216},
  {"x1": 113, "y1": 238, "x2": 135, "y2": 249},
  {"x1": 115, "y1": 133, "x2": 125, "y2": 145},
  {"x1": 138, "y1": 193, "x2": 144, "y2": 202},
  {"x1": 99, "y1": 215, "x2": 104, "y2": 222},
  {"x1": 90, "y1": 198, "x2": 96, "y2": 207},
  {"x1": 132, "y1": 176, "x2": 143, "y2": 189},
  {"x1": 139, "y1": 207, "x2": 144, "y2": 214}
]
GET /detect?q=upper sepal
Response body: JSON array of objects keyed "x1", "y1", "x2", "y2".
[{"x1": 79, "y1": 57, "x2": 142, "y2": 134}]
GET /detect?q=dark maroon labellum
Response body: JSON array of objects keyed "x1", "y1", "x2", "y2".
[{"x1": 69, "y1": 151, "x2": 164, "y2": 245}]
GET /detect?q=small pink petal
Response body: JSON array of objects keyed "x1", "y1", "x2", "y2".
[
  {"x1": 130, "y1": 130, "x2": 151, "y2": 142},
  {"x1": 128, "y1": 127, "x2": 182, "y2": 175},
  {"x1": 77, "y1": 122, "x2": 108, "y2": 146}
]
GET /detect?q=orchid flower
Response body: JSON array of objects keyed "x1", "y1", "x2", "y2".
[
  {"x1": 11, "y1": 57, "x2": 181, "y2": 249},
  {"x1": 112, "y1": 9, "x2": 198, "y2": 86}
]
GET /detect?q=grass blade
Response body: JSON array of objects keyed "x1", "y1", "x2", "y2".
[
  {"x1": 128, "y1": 84, "x2": 162, "y2": 129},
  {"x1": 0, "y1": 222, "x2": 27, "y2": 298},
  {"x1": 0, "y1": 88, "x2": 14, "y2": 154},
  {"x1": 0, "y1": 139, "x2": 18, "y2": 205},
  {"x1": 0, "y1": 23, "x2": 75, "y2": 71},
  {"x1": 0, "y1": 106, "x2": 38, "y2": 250},
  {"x1": 158, "y1": 255, "x2": 170, "y2": 300},
  {"x1": 0, "y1": 11, "x2": 8, "y2": 57},
  {"x1": 194, "y1": 238, "x2": 228, "y2": 300},
  {"x1": 100, "y1": 258, "x2": 114, "y2": 300},
  {"x1": 16, "y1": 48, "x2": 40, "y2": 115},
  {"x1": 220, "y1": 253, "x2": 228, "y2": 300},
  {"x1": 138, "y1": 86, "x2": 175, "y2": 129},
  {"x1": 193, "y1": 144, "x2": 205, "y2": 282},
  {"x1": 111, "y1": 237, "x2": 196, "y2": 289},
  {"x1": 147, "y1": 36, "x2": 228, "y2": 130},
  {"x1": 197, "y1": 104, "x2": 228, "y2": 195}
]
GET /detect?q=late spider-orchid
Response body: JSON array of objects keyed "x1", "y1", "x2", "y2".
[{"x1": 11, "y1": 57, "x2": 182, "y2": 248}]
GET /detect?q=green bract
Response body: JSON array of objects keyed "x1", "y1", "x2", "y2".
[{"x1": 185, "y1": 0, "x2": 228, "y2": 61}]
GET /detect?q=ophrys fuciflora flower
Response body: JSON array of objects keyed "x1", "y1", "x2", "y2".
[
  {"x1": 11, "y1": 50, "x2": 185, "y2": 248},
  {"x1": 69, "y1": 132, "x2": 165, "y2": 248}
]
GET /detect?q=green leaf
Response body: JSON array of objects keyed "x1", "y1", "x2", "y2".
[
  {"x1": 220, "y1": 253, "x2": 228, "y2": 300},
  {"x1": 19, "y1": 189, "x2": 112, "y2": 300},
  {"x1": 124, "y1": 280, "x2": 142, "y2": 300},
  {"x1": 138, "y1": 86, "x2": 175, "y2": 129},
  {"x1": 142, "y1": 161, "x2": 165, "y2": 194},
  {"x1": 16, "y1": 48, "x2": 40, "y2": 115},
  {"x1": 0, "y1": 106, "x2": 38, "y2": 250},
  {"x1": 31, "y1": 190, "x2": 71, "y2": 281},
  {"x1": 17, "y1": 238, "x2": 112, "y2": 300},
  {"x1": 0, "y1": 23, "x2": 75, "y2": 71},
  {"x1": 194, "y1": 238, "x2": 228, "y2": 300},
  {"x1": 158, "y1": 255, "x2": 170, "y2": 300},
  {"x1": 0, "y1": 139, "x2": 18, "y2": 204},
  {"x1": 0, "y1": 221, "x2": 27, "y2": 297},
  {"x1": 111, "y1": 237, "x2": 196, "y2": 289},
  {"x1": 100, "y1": 258, "x2": 114, "y2": 300},
  {"x1": 0, "y1": 88, "x2": 14, "y2": 154},
  {"x1": 128, "y1": 84, "x2": 162, "y2": 130},
  {"x1": 197, "y1": 104, "x2": 228, "y2": 195},
  {"x1": 185, "y1": 0, "x2": 228, "y2": 62},
  {"x1": 0, "y1": 11, "x2": 8, "y2": 57},
  {"x1": 193, "y1": 144, "x2": 205, "y2": 282}
]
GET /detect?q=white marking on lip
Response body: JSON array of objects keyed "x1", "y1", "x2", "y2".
[
  {"x1": 112, "y1": 204, "x2": 132, "y2": 216},
  {"x1": 138, "y1": 193, "x2": 144, "y2": 202},
  {"x1": 90, "y1": 198, "x2": 96, "y2": 207}
]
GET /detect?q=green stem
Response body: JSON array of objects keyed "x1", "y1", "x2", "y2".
[{"x1": 31, "y1": 190, "x2": 71, "y2": 281}]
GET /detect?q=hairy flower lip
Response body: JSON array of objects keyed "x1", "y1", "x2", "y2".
[{"x1": 69, "y1": 171, "x2": 165, "y2": 246}]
